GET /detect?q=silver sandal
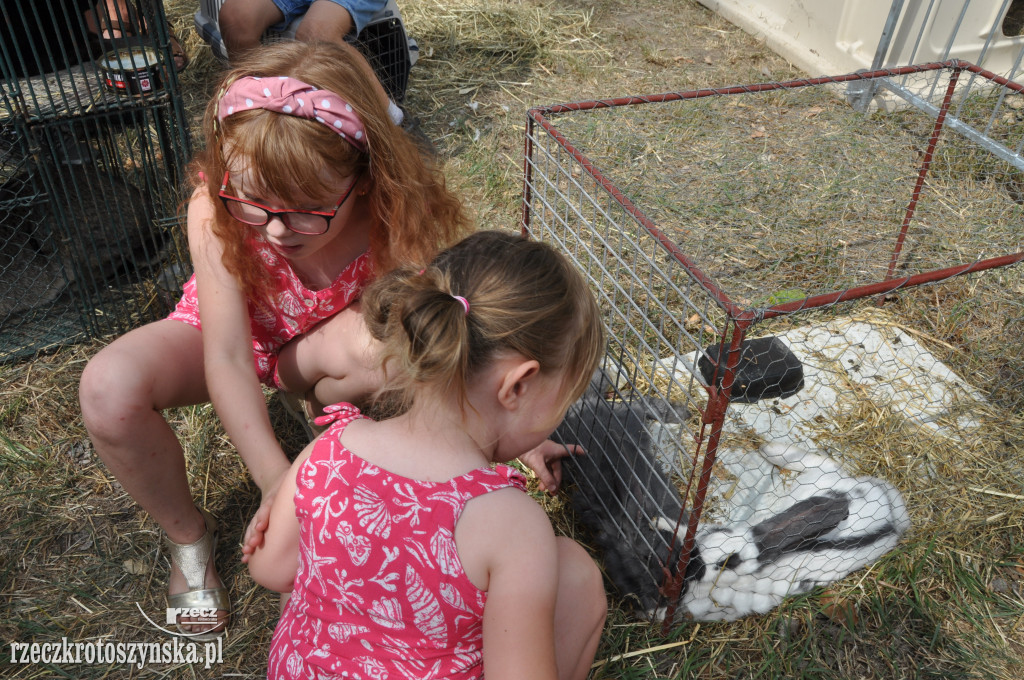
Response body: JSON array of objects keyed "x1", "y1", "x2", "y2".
[{"x1": 165, "y1": 508, "x2": 230, "y2": 640}]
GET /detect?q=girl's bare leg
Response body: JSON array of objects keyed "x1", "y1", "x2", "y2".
[
  {"x1": 79, "y1": 320, "x2": 226, "y2": 631},
  {"x1": 294, "y1": 0, "x2": 355, "y2": 44},
  {"x1": 553, "y1": 537, "x2": 607, "y2": 680},
  {"x1": 274, "y1": 304, "x2": 384, "y2": 413}
]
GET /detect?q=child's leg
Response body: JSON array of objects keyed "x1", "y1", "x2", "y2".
[
  {"x1": 295, "y1": 3, "x2": 395, "y2": 111},
  {"x1": 218, "y1": 0, "x2": 286, "y2": 61},
  {"x1": 273, "y1": 303, "x2": 384, "y2": 413},
  {"x1": 79, "y1": 320, "x2": 227, "y2": 632},
  {"x1": 553, "y1": 537, "x2": 607, "y2": 680},
  {"x1": 294, "y1": 0, "x2": 355, "y2": 42},
  {"x1": 85, "y1": 0, "x2": 143, "y2": 39}
]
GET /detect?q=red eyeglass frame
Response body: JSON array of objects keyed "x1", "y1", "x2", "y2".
[{"x1": 217, "y1": 171, "x2": 360, "y2": 235}]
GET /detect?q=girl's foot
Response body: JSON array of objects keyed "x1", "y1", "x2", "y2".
[
  {"x1": 165, "y1": 508, "x2": 230, "y2": 639},
  {"x1": 167, "y1": 32, "x2": 190, "y2": 72}
]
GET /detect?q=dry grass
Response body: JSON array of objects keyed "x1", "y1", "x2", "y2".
[{"x1": 3, "y1": 1, "x2": 1024, "y2": 678}]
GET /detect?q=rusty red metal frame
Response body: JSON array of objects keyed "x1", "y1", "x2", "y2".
[{"x1": 520, "y1": 60, "x2": 1024, "y2": 628}]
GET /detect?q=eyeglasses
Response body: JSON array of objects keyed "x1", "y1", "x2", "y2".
[{"x1": 217, "y1": 171, "x2": 360, "y2": 235}]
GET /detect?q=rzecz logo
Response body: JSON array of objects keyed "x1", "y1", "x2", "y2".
[{"x1": 165, "y1": 607, "x2": 220, "y2": 625}]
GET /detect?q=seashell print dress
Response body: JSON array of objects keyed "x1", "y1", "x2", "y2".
[
  {"x1": 268, "y1": 402, "x2": 528, "y2": 680},
  {"x1": 167, "y1": 237, "x2": 372, "y2": 389}
]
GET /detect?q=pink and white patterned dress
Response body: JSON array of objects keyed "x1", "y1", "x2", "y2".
[
  {"x1": 268, "y1": 402, "x2": 528, "y2": 680},
  {"x1": 167, "y1": 237, "x2": 373, "y2": 388}
]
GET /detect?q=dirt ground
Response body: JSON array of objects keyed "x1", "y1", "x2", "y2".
[{"x1": 2, "y1": 2, "x2": 1022, "y2": 679}]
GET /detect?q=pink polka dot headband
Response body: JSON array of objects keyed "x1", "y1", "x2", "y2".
[{"x1": 216, "y1": 76, "x2": 367, "y2": 153}]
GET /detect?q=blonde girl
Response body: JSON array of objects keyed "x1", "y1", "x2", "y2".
[
  {"x1": 247, "y1": 230, "x2": 608, "y2": 680},
  {"x1": 79, "y1": 40, "x2": 468, "y2": 638}
]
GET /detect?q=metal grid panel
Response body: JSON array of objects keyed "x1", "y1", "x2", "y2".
[
  {"x1": 1, "y1": 1, "x2": 192, "y2": 362},
  {"x1": 353, "y1": 10, "x2": 415, "y2": 104}
]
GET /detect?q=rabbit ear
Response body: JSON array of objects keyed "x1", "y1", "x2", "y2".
[{"x1": 752, "y1": 494, "x2": 850, "y2": 563}]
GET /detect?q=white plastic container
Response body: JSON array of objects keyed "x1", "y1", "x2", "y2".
[{"x1": 697, "y1": 0, "x2": 1024, "y2": 79}]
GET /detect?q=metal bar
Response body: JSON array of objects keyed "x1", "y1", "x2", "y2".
[
  {"x1": 886, "y1": 66, "x2": 962, "y2": 281},
  {"x1": 851, "y1": 0, "x2": 906, "y2": 112},
  {"x1": 876, "y1": 76, "x2": 1024, "y2": 172},
  {"x1": 954, "y1": 0, "x2": 1014, "y2": 122},
  {"x1": 661, "y1": 320, "x2": 749, "y2": 628},
  {"x1": 533, "y1": 62, "x2": 955, "y2": 118},
  {"x1": 521, "y1": 114, "x2": 536, "y2": 237},
  {"x1": 745, "y1": 252, "x2": 1024, "y2": 324},
  {"x1": 873, "y1": 0, "x2": 907, "y2": 70}
]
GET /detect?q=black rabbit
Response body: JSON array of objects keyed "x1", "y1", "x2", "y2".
[{"x1": 553, "y1": 369, "x2": 689, "y2": 615}]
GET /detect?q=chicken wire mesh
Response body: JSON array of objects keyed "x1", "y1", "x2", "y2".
[
  {"x1": 1, "y1": 0, "x2": 191, "y2": 362},
  {"x1": 526, "y1": 61, "x2": 1024, "y2": 626}
]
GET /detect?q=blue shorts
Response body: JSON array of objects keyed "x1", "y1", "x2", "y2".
[{"x1": 272, "y1": 0, "x2": 388, "y2": 36}]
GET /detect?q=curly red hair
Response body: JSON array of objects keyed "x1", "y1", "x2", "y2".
[{"x1": 189, "y1": 41, "x2": 470, "y2": 300}]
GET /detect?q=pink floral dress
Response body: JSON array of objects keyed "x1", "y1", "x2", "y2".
[
  {"x1": 268, "y1": 403, "x2": 528, "y2": 680},
  {"x1": 167, "y1": 237, "x2": 372, "y2": 388}
]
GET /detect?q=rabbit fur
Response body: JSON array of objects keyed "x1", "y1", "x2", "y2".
[
  {"x1": 668, "y1": 442, "x2": 911, "y2": 621},
  {"x1": 553, "y1": 369, "x2": 690, "y2": 616},
  {"x1": 555, "y1": 373, "x2": 911, "y2": 622}
]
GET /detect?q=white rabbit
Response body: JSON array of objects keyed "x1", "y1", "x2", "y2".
[{"x1": 658, "y1": 442, "x2": 911, "y2": 621}]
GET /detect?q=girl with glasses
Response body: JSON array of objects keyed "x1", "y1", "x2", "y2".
[{"x1": 78, "y1": 40, "x2": 468, "y2": 639}]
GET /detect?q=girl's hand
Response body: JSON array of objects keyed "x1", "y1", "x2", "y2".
[
  {"x1": 518, "y1": 440, "x2": 583, "y2": 494},
  {"x1": 240, "y1": 469, "x2": 288, "y2": 562},
  {"x1": 240, "y1": 509, "x2": 269, "y2": 563},
  {"x1": 245, "y1": 451, "x2": 306, "y2": 591}
]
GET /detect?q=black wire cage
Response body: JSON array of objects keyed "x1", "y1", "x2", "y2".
[
  {"x1": 1, "y1": 0, "x2": 192, "y2": 362},
  {"x1": 193, "y1": 0, "x2": 418, "y2": 104}
]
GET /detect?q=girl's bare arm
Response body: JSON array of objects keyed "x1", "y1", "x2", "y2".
[
  {"x1": 188, "y1": 188, "x2": 291, "y2": 492},
  {"x1": 460, "y1": 488, "x2": 561, "y2": 680},
  {"x1": 246, "y1": 444, "x2": 309, "y2": 591}
]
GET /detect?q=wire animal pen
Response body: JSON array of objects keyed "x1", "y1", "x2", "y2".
[
  {"x1": 524, "y1": 61, "x2": 1024, "y2": 626},
  {"x1": 1, "y1": 1, "x2": 192, "y2": 362}
]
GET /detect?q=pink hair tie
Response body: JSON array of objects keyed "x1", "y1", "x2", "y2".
[
  {"x1": 217, "y1": 76, "x2": 367, "y2": 153},
  {"x1": 451, "y1": 295, "x2": 470, "y2": 315}
]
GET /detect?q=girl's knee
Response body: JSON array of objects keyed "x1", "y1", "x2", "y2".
[
  {"x1": 81, "y1": 351, "x2": 135, "y2": 429},
  {"x1": 81, "y1": 347, "x2": 124, "y2": 409},
  {"x1": 557, "y1": 537, "x2": 608, "y2": 620},
  {"x1": 79, "y1": 344, "x2": 163, "y2": 442},
  {"x1": 218, "y1": 5, "x2": 269, "y2": 49},
  {"x1": 81, "y1": 322, "x2": 204, "y2": 432}
]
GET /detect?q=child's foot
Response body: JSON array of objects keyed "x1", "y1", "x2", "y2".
[
  {"x1": 165, "y1": 509, "x2": 230, "y2": 639},
  {"x1": 167, "y1": 32, "x2": 190, "y2": 73}
]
